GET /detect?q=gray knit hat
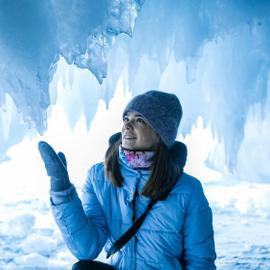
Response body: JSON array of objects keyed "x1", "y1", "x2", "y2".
[{"x1": 123, "y1": 90, "x2": 182, "y2": 148}]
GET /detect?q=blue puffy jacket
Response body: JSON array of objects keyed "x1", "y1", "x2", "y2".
[{"x1": 50, "y1": 147, "x2": 216, "y2": 269}]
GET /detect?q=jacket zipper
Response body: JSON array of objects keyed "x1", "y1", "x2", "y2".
[
  {"x1": 132, "y1": 189, "x2": 139, "y2": 223},
  {"x1": 132, "y1": 173, "x2": 140, "y2": 270}
]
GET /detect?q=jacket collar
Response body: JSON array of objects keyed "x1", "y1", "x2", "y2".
[
  {"x1": 118, "y1": 146, "x2": 150, "y2": 201},
  {"x1": 109, "y1": 134, "x2": 188, "y2": 201}
]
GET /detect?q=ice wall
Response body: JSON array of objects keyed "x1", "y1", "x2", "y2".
[
  {"x1": 0, "y1": 0, "x2": 143, "y2": 161},
  {"x1": 0, "y1": 0, "x2": 270, "y2": 175}
]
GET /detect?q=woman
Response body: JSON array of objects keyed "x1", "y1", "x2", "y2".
[{"x1": 39, "y1": 90, "x2": 216, "y2": 270}]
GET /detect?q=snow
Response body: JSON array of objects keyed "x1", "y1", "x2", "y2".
[
  {"x1": 1, "y1": 213, "x2": 35, "y2": 239},
  {"x1": 22, "y1": 235, "x2": 58, "y2": 256},
  {"x1": 14, "y1": 254, "x2": 48, "y2": 268}
]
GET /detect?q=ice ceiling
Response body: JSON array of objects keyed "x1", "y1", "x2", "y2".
[{"x1": 0, "y1": 0, "x2": 270, "y2": 174}]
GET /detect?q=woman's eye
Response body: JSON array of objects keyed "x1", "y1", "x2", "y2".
[
  {"x1": 123, "y1": 117, "x2": 129, "y2": 122},
  {"x1": 136, "y1": 118, "x2": 145, "y2": 124}
]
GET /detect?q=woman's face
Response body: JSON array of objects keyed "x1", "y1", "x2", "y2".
[{"x1": 121, "y1": 111, "x2": 160, "y2": 151}]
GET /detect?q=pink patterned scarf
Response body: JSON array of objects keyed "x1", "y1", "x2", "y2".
[{"x1": 120, "y1": 146, "x2": 155, "y2": 169}]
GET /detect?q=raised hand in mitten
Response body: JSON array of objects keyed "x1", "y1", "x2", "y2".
[{"x1": 38, "y1": 141, "x2": 71, "y2": 191}]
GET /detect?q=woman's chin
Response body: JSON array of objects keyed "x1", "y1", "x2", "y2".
[
  {"x1": 122, "y1": 140, "x2": 136, "y2": 150},
  {"x1": 122, "y1": 144, "x2": 136, "y2": 150}
]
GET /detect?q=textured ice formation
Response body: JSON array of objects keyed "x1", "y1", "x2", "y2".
[
  {"x1": 22, "y1": 234, "x2": 58, "y2": 256},
  {"x1": 0, "y1": 0, "x2": 143, "y2": 161},
  {"x1": 0, "y1": 213, "x2": 35, "y2": 238},
  {"x1": 14, "y1": 253, "x2": 48, "y2": 268},
  {"x1": 0, "y1": 0, "x2": 270, "y2": 173}
]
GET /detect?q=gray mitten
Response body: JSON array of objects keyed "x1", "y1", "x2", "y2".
[{"x1": 38, "y1": 141, "x2": 71, "y2": 191}]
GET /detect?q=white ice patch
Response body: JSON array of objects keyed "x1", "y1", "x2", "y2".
[
  {"x1": 14, "y1": 253, "x2": 48, "y2": 268},
  {"x1": 22, "y1": 234, "x2": 58, "y2": 256},
  {"x1": 1, "y1": 213, "x2": 35, "y2": 239}
]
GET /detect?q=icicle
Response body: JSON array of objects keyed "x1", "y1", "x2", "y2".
[{"x1": 185, "y1": 57, "x2": 198, "y2": 84}]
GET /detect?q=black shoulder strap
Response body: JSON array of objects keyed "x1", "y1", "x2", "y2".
[
  {"x1": 106, "y1": 198, "x2": 157, "y2": 259},
  {"x1": 106, "y1": 169, "x2": 184, "y2": 259}
]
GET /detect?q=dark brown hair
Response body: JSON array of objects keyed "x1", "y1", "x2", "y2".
[{"x1": 105, "y1": 138, "x2": 181, "y2": 201}]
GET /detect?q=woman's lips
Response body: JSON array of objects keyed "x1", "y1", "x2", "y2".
[{"x1": 123, "y1": 134, "x2": 136, "y2": 139}]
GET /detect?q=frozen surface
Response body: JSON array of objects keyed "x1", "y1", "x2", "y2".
[
  {"x1": 0, "y1": 1, "x2": 270, "y2": 175},
  {"x1": 0, "y1": 0, "x2": 143, "y2": 162},
  {"x1": 1, "y1": 179, "x2": 270, "y2": 269},
  {"x1": 207, "y1": 182, "x2": 270, "y2": 270}
]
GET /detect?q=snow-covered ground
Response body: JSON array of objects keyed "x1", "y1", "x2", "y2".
[
  {"x1": 208, "y1": 182, "x2": 270, "y2": 270},
  {"x1": 1, "y1": 180, "x2": 270, "y2": 269}
]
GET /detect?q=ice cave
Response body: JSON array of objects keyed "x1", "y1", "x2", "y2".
[{"x1": 0, "y1": 1, "x2": 270, "y2": 269}]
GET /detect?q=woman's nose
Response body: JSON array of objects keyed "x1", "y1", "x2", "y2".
[{"x1": 123, "y1": 120, "x2": 133, "y2": 130}]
